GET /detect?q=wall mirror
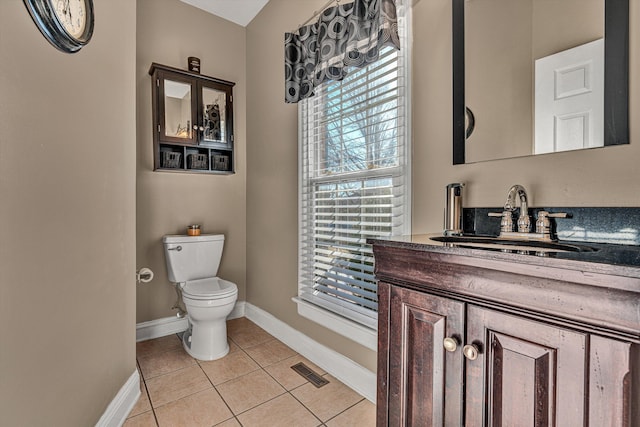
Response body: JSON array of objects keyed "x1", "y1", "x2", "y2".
[{"x1": 452, "y1": 0, "x2": 629, "y2": 165}]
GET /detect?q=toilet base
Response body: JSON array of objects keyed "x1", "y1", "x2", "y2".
[{"x1": 182, "y1": 322, "x2": 230, "y2": 361}]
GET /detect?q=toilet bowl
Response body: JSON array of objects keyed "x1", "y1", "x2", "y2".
[{"x1": 163, "y1": 234, "x2": 238, "y2": 361}]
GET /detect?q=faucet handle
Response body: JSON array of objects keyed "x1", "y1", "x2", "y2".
[
  {"x1": 535, "y1": 211, "x2": 568, "y2": 236},
  {"x1": 517, "y1": 212, "x2": 532, "y2": 233},
  {"x1": 488, "y1": 211, "x2": 514, "y2": 233}
]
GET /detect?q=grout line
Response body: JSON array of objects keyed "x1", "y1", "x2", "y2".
[
  {"x1": 322, "y1": 397, "x2": 366, "y2": 424},
  {"x1": 136, "y1": 359, "x2": 161, "y2": 427},
  {"x1": 287, "y1": 389, "x2": 325, "y2": 425},
  {"x1": 194, "y1": 346, "x2": 238, "y2": 422}
]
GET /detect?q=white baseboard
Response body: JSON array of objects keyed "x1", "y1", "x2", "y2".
[
  {"x1": 244, "y1": 303, "x2": 376, "y2": 403},
  {"x1": 95, "y1": 370, "x2": 140, "y2": 427},
  {"x1": 136, "y1": 316, "x2": 189, "y2": 342},
  {"x1": 136, "y1": 301, "x2": 246, "y2": 342}
]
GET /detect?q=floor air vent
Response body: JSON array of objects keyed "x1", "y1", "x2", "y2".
[{"x1": 291, "y1": 362, "x2": 329, "y2": 388}]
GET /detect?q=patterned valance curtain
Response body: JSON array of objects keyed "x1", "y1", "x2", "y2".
[{"x1": 284, "y1": 0, "x2": 400, "y2": 103}]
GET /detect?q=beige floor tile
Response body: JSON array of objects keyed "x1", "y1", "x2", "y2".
[
  {"x1": 123, "y1": 411, "x2": 157, "y2": 427},
  {"x1": 216, "y1": 369, "x2": 286, "y2": 414},
  {"x1": 214, "y1": 417, "x2": 241, "y2": 427},
  {"x1": 244, "y1": 339, "x2": 297, "y2": 367},
  {"x1": 228, "y1": 324, "x2": 274, "y2": 350},
  {"x1": 237, "y1": 393, "x2": 321, "y2": 427},
  {"x1": 291, "y1": 375, "x2": 364, "y2": 422},
  {"x1": 326, "y1": 399, "x2": 376, "y2": 427},
  {"x1": 136, "y1": 335, "x2": 182, "y2": 359},
  {"x1": 264, "y1": 355, "x2": 326, "y2": 390},
  {"x1": 138, "y1": 347, "x2": 196, "y2": 380},
  {"x1": 128, "y1": 385, "x2": 152, "y2": 418},
  {"x1": 146, "y1": 365, "x2": 212, "y2": 408},
  {"x1": 227, "y1": 340, "x2": 240, "y2": 353},
  {"x1": 227, "y1": 317, "x2": 256, "y2": 334},
  {"x1": 199, "y1": 350, "x2": 260, "y2": 385},
  {"x1": 154, "y1": 388, "x2": 233, "y2": 427}
]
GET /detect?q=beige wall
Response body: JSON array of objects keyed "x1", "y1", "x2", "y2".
[
  {"x1": 246, "y1": 0, "x2": 378, "y2": 372},
  {"x1": 0, "y1": 1, "x2": 137, "y2": 425},
  {"x1": 246, "y1": 0, "x2": 639, "y2": 373},
  {"x1": 136, "y1": 0, "x2": 247, "y2": 322}
]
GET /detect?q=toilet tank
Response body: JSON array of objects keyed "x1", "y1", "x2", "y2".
[{"x1": 163, "y1": 234, "x2": 224, "y2": 283}]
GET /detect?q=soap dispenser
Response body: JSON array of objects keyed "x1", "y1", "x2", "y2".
[{"x1": 444, "y1": 183, "x2": 465, "y2": 236}]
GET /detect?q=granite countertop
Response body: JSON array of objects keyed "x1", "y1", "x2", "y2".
[{"x1": 369, "y1": 233, "x2": 640, "y2": 280}]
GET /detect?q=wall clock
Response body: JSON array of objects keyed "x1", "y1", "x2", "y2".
[{"x1": 24, "y1": 0, "x2": 95, "y2": 54}]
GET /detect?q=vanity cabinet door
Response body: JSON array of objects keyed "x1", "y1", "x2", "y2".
[
  {"x1": 380, "y1": 283, "x2": 465, "y2": 426},
  {"x1": 465, "y1": 305, "x2": 588, "y2": 427},
  {"x1": 588, "y1": 336, "x2": 637, "y2": 427}
]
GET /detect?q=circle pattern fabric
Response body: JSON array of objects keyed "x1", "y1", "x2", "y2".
[{"x1": 284, "y1": 0, "x2": 400, "y2": 103}]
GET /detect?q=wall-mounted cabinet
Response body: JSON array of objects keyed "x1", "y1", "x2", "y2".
[{"x1": 149, "y1": 63, "x2": 235, "y2": 174}]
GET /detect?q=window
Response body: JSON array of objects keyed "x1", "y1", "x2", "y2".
[{"x1": 297, "y1": 6, "x2": 411, "y2": 336}]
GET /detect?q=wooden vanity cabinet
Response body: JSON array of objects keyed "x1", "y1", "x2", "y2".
[{"x1": 374, "y1": 243, "x2": 640, "y2": 427}]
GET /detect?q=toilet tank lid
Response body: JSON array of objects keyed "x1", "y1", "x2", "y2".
[{"x1": 163, "y1": 234, "x2": 224, "y2": 244}]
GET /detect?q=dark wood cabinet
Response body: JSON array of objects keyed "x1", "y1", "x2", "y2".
[
  {"x1": 381, "y1": 283, "x2": 464, "y2": 426},
  {"x1": 373, "y1": 241, "x2": 640, "y2": 426},
  {"x1": 465, "y1": 305, "x2": 587, "y2": 426},
  {"x1": 149, "y1": 63, "x2": 235, "y2": 174}
]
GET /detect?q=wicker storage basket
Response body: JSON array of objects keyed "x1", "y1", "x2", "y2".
[
  {"x1": 187, "y1": 153, "x2": 209, "y2": 170},
  {"x1": 212, "y1": 154, "x2": 229, "y2": 171},
  {"x1": 161, "y1": 151, "x2": 182, "y2": 168}
]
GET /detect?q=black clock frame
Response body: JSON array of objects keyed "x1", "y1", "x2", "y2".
[{"x1": 24, "y1": 0, "x2": 94, "y2": 54}]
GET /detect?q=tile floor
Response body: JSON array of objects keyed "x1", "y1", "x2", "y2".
[{"x1": 125, "y1": 317, "x2": 376, "y2": 427}]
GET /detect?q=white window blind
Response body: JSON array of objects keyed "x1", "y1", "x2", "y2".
[{"x1": 298, "y1": 9, "x2": 410, "y2": 330}]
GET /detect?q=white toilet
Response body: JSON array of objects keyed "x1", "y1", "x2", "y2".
[{"x1": 162, "y1": 234, "x2": 238, "y2": 361}]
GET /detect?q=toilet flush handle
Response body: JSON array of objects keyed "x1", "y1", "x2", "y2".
[{"x1": 168, "y1": 245, "x2": 182, "y2": 252}]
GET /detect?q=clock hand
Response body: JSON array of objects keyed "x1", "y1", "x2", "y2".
[{"x1": 67, "y1": 0, "x2": 73, "y2": 24}]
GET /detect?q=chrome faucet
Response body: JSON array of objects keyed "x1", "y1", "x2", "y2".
[
  {"x1": 488, "y1": 184, "x2": 569, "y2": 241},
  {"x1": 504, "y1": 184, "x2": 531, "y2": 233}
]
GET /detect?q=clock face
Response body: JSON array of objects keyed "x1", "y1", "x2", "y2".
[{"x1": 53, "y1": 0, "x2": 87, "y2": 39}]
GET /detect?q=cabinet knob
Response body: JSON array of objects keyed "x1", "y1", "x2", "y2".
[
  {"x1": 463, "y1": 344, "x2": 479, "y2": 360},
  {"x1": 199, "y1": 126, "x2": 204, "y2": 131},
  {"x1": 443, "y1": 337, "x2": 458, "y2": 352},
  {"x1": 192, "y1": 125, "x2": 198, "y2": 130}
]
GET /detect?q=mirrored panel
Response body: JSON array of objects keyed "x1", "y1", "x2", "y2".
[
  {"x1": 202, "y1": 87, "x2": 226, "y2": 144},
  {"x1": 452, "y1": 0, "x2": 629, "y2": 164},
  {"x1": 164, "y1": 79, "x2": 192, "y2": 139}
]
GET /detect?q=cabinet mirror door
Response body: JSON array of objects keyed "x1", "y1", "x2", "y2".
[
  {"x1": 201, "y1": 86, "x2": 227, "y2": 144},
  {"x1": 163, "y1": 78, "x2": 194, "y2": 141}
]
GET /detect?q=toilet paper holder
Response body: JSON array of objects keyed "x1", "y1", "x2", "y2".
[{"x1": 136, "y1": 267, "x2": 154, "y2": 283}]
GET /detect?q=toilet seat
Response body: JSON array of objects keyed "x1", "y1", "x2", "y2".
[{"x1": 181, "y1": 277, "x2": 237, "y2": 300}]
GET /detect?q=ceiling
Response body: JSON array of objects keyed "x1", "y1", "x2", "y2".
[{"x1": 179, "y1": 0, "x2": 271, "y2": 27}]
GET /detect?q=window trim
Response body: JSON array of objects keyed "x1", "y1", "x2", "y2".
[{"x1": 296, "y1": 2, "x2": 412, "y2": 346}]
